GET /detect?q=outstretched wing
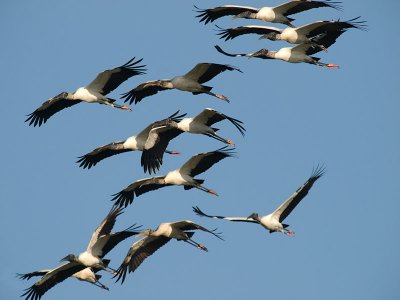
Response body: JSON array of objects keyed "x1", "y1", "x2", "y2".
[
  {"x1": 76, "y1": 141, "x2": 131, "y2": 169},
  {"x1": 217, "y1": 25, "x2": 281, "y2": 41},
  {"x1": 183, "y1": 63, "x2": 241, "y2": 84},
  {"x1": 273, "y1": 165, "x2": 325, "y2": 222},
  {"x1": 193, "y1": 206, "x2": 258, "y2": 224},
  {"x1": 273, "y1": 0, "x2": 342, "y2": 17},
  {"x1": 25, "y1": 93, "x2": 81, "y2": 127},
  {"x1": 192, "y1": 108, "x2": 245, "y2": 136},
  {"x1": 179, "y1": 146, "x2": 235, "y2": 177},
  {"x1": 21, "y1": 262, "x2": 85, "y2": 300},
  {"x1": 121, "y1": 80, "x2": 169, "y2": 105},
  {"x1": 86, "y1": 206, "x2": 124, "y2": 253},
  {"x1": 111, "y1": 176, "x2": 168, "y2": 208},
  {"x1": 86, "y1": 57, "x2": 146, "y2": 95},
  {"x1": 195, "y1": 5, "x2": 259, "y2": 24},
  {"x1": 113, "y1": 235, "x2": 171, "y2": 284}
]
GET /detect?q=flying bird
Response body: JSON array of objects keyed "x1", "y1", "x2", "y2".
[
  {"x1": 141, "y1": 108, "x2": 245, "y2": 173},
  {"x1": 121, "y1": 63, "x2": 241, "y2": 105},
  {"x1": 17, "y1": 262, "x2": 110, "y2": 291},
  {"x1": 195, "y1": 1, "x2": 342, "y2": 27},
  {"x1": 217, "y1": 17, "x2": 367, "y2": 50},
  {"x1": 21, "y1": 207, "x2": 140, "y2": 300},
  {"x1": 25, "y1": 57, "x2": 146, "y2": 127},
  {"x1": 193, "y1": 165, "x2": 325, "y2": 236},
  {"x1": 215, "y1": 29, "x2": 345, "y2": 68},
  {"x1": 113, "y1": 220, "x2": 223, "y2": 283},
  {"x1": 112, "y1": 146, "x2": 235, "y2": 208},
  {"x1": 76, "y1": 111, "x2": 185, "y2": 172}
]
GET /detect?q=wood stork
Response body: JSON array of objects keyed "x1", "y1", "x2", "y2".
[
  {"x1": 113, "y1": 220, "x2": 223, "y2": 283},
  {"x1": 215, "y1": 29, "x2": 345, "y2": 68},
  {"x1": 121, "y1": 63, "x2": 242, "y2": 105},
  {"x1": 195, "y1": 1, "x2": 342, "y2": 27},
  {"x1": 193, "y1": 165, "x2": 325, "y2": 236},
  {"x1": 217, "y1": 17, "x2": 366, "y2": 50},
  {"x1": 25, "y1": 57, "x2": 146, "y2": 127},
  {"x1": 21, "y1": 207, "x2": 140, "y2": 300},
  {"x1": 17, "y1": 262, "x2": 110, "y2": 291},
  {"x1": 76, "y1": 111, "x2": 185, "y2": 172},
  {"x1": 141, "y1": 108, "x2": 245, "y2": 173},
  {"x1": 112, "y1": 146, "x2": 235, "y2": 208}
]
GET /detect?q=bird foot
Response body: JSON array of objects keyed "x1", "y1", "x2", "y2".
[
  {"x1": 119, "y1": 105, "x2": 132, "y2": 111},
  {"x1": 216, "y1": 94, "x2": 230, "y2": 103},
  {"x1": 285, "y1": 230, "x2": 295, "y2": 237},
  {"x1": 325, "y1": 64, "x2": 339, "y2": 69},
  {"x1": 197, "y1": 245, "x2": 208, "y2": 252},
  {"x1": 226, "y1": 140, "x2": 235, "y2": 146},
  {"x1": 207, "y1": 189, "x2": 219, "y2": 196}
]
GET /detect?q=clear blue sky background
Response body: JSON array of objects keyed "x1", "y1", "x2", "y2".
[{"x1": 1, "y1": 1, "x2": 399, "y2": 299}]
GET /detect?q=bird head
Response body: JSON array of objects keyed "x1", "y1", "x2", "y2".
[
  {"x1": 53, "y1": 91, "x2": 69, "y2": 99},
  {"x1": 250, "y1": 49, "x2": 270, "y2": 59},
  {"x1": 136, "y1": 229, "x2": 154, "y2": 237},
  {"x1": 247, "y1": 213, "x2": 259, "y2": 221},
  {"x1": 60, "y1": 254, "x2": 76, "y2": 263},
  {"x1": 259, "y1": 32, "x2": 277, "y2": 41}
]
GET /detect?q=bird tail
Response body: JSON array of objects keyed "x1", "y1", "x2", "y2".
[
  {"x1": 211, "y1": 127, "x2": 219, "y2": 132},
  {"x1": 311, "y1": 56, "x2": 321, "y2": 62},
  {"x1": 106, "y1": 97, "x2": 117, "y2": 103}
]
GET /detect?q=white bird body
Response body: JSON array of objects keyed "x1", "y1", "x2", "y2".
[
  {"x1": 122, "y1": 135, "x2": 141, "y2": 150},
  {"x1": 164, "y1": 169, "x2": 194, "y2": 186},
  {"x1": 258, "y1": 214, "x2": 283, "y2": 232},
  {"x1": 256, "y1": 7, "x2": 279, "y2": 23},
  {"x1": 72, "y1": 87, "x2": 107, "y2": 103},
  {"x1": 177, "y1": 117, "x2": 214, "y2": 135},
  {"x1": 71, "y1": 268, "x2": 98, "y2": 283},
  {"x1": 77, "y1": 252, "x2": 102, "y2": 268}
]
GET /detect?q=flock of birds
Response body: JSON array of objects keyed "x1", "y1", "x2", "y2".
[{"x1": 20, "y1": 1, "x2": 366, "y2": 299}]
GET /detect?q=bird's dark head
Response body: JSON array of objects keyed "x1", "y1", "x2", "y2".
[
  {"x1": 250, "y1": 49, "x2": 270, "y2": 59},
  {"x1": 53, "y1": 91, "x2": 69, "y2": 100},
  {"x1": 136, "y1": 229, "x2": 154, "y2": 237},
  {"x1": 259, "y1": 32, "x2": 277, "y2": 41},
  {"x1": 60, "y1": 254, "x2": 77, "y2": 263},
  {"x1": 247, "y1": 213, "x2": 260, "y2": 221}
]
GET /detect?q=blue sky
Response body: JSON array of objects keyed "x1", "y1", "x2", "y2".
[{"x1": 1, "y1": 0, "x2": 399, "y2": 299}]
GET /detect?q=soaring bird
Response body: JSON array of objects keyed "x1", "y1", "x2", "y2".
[
  {"x1": 141, "y1": 108, "x2": 245, "y2": 173},
  {"x1": 21, "y1": 207, "x2": 140, "y2": 300},
  {"x1": 193, "y1": 165, "x2": 325, "y2": 236},
  {"x1": 76, "y1": 111, "x2": 185, "y2": 172},
  {"x1": 25, "y1": 57, "x2": 146, "y2": 127},
  {"x1": 17, "y1": 262, "x2": 110, "y2": 291},
  {"x1": 215, "y1": 30, "x2": 345, "y2": 68},
  {"x1": 113, "y1": 220, "x2": 223, "y2": 283},
  {"x1": 195, "y1": 1, "x2": 342, "y2": 27},
  {"x1": 112, "y1": 146, "x2": 235, "y2": 208},
  {"x1": 217, "y1": 17, "x2": 366, "y2": 49},
  {"x1": 121, "y1": 63, "x2": 241, "y2": 105}
]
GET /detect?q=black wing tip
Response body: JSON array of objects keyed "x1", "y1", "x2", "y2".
[
  {"x1": 310, "y1": 164, "x2": 326, "y2": 180},
  {"x1": 210, "y1": 227, "x2": 225, "y2": 241},
  {"x1": 121, "y1": 57, "x2": 147, "y2": 75},
  {"x1": 214, "y1": 145, "x2": 237, "y2": 158},
  {"x1": 75, "y1": 155, "x2": 95, "y2": 169},
  {"x1": 25, "y1": 112, "x2": 47, "y2": 127},
  {"x1": 111, "y1": 191, "x2": 134, "y2": 208},
  {"x1": 344, "y1": 16, "x2": 368, "y2": 31},
  {"x1": 193, "y1": 205, "x2": 207, "y2": 217}
]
